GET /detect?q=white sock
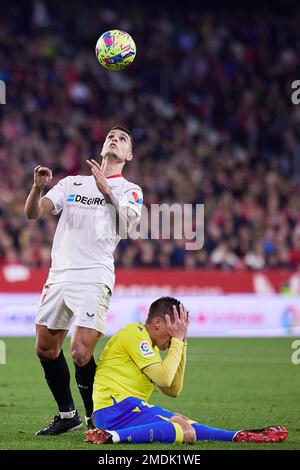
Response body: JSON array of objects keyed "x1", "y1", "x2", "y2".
[
  {"x1": 232, "y1": 430, "x2": 242, "y2": 441},
  {"x1": 59, "y1": 410, "x2": 76, "y2": 419},
  {"x1": 108, "y1": 430, "x2": 120, "y2": 443}
]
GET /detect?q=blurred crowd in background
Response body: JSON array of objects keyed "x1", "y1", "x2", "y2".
[{"x1": 1, "y1": 1, "x2": 300, "y2": 271}]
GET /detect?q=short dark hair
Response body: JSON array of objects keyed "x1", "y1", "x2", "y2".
[
  {"x1": 108, "y1": 125, "x2": 134, "y2": 151},
  {"x1": 146, "y1": 296, "x2": 182, "y2": 324}
]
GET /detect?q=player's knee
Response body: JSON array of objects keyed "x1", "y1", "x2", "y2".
[
  {"x1": 171, "y1": 416, "x2": 196, "y2": 444},
  {"x1": 182, "y1": 424, "x2": 196, "y2": 444},
  {"x1": 35, "y1": 345, "x2": 60, "y2": 361},
  {"x1": 71, "y1": 346, "x2": 91, "y2": 367}
]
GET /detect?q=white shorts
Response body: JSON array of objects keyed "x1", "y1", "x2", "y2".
[{"x1": 35, "y1": 282, "x2": 111, "y2": 333}]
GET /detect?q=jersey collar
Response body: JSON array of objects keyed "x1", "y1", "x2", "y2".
[{"x1": 106, "y1": 173, "x2": 123, "y2": 179}]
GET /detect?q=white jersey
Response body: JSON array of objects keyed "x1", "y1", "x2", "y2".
[{"x1": 44, "y1": 174, "x2": 143, "y2": 290}]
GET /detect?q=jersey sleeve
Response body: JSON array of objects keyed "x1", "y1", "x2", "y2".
[
  {"x1": 123, "y1": 329, "x2": 161, "y2": 370},
  {"x1": 120, "y1": 184, "x2": 143, "y2": 219},
  {"x1": 43, "y1": 177, "x2": 69, "y2": 215}
]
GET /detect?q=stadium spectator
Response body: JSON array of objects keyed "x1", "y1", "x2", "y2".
[{"x1": 1, "y1": 2, "x2": 300, "y2": 270}]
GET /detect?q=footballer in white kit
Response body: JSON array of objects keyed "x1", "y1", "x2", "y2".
[
  {"x1": 36, "y1": 173, "x2": 142, "y2": 333},
  {"x1": 24, "y1": 126, "x2": 142, "y2": 435}
]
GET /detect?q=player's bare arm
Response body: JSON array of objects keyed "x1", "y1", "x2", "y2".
[
  {"x1": 86, "y1": 159, "x2": 111, "y2": 195},
  {"x1": 24, "y1": 165, "x2": 54, "y2": 219},
  {"x1": 86, "y1": 158, "x2": 137, "y2": 235}
]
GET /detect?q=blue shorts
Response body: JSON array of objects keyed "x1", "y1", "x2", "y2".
[{"x1": 93, "y1": 397, "x2": 175, "y2": 430}]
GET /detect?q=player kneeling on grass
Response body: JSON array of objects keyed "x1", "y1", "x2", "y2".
[{"x1": 85, "y1": 297, "x2": 288, "y2": 445}]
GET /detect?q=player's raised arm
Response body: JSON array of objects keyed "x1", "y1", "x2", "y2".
[
  {"x1": 24, "y1": 165, "x2": 54, "y2": 219},
  {"x1": 86, "y1": 158, "x2": 140, "y2": 236},
  {"x1": 158, "y1": 305, "x2": 189, "y2": 397},
  {"x1": 158, "y1": 340, "x2": 187, "y2": 397}
]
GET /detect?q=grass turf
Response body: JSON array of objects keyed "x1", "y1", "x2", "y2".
[{"x1": 0, "y1": 337, "x2": 299, "y2": 450}]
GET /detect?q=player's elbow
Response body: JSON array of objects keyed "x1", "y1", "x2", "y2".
[
  {"x1": 24, "y1": 203, "x2": 41, "y2": 220},
  {"x1": 24, "y1": 210, "x2": 37, "y2": 220},
  {"x1": 143, "y1": 365, "x2": 174, "y2": 388},
  {"x1": 156, "y1": 377, "x2": 173, "y2": 388},
  {"x1": 162, "y1": 389, "x2": 177, "y2": 398},
  {"x1": 166, "y1": 387, "x2": 182, "y2": 398}
]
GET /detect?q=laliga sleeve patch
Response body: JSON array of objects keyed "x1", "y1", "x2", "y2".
[{"x1": 139, "y1": 340, "x2": 155, "y2": 357}]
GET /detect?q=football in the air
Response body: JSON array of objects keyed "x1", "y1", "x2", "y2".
[{"x1": 95, "y1": 29, "x2": 136, "y2": 71}]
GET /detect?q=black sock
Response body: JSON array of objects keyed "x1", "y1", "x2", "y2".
[
  {"x1": 40, "y1": 350, "x2": 75, "y2": 413},
  {"x1": 74, "y1": 357, "x2": 96, "y2": 417}
]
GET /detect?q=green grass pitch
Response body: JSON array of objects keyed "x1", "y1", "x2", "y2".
[{"x1": 0, "y1": 337, "x2": 299, "y2": 450}]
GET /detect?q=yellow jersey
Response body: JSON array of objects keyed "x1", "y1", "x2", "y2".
[{"x1": 93, "y1": 322, "x2": 162, "y2": 411}]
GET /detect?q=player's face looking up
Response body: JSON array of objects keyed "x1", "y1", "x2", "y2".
[{"x1": 101, "y1": 129, "x2": 133, "y2": 164}]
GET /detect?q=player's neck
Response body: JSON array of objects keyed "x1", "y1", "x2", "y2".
[{"x1": 101, "y1": 159, "x2": 124, "y2": 178}]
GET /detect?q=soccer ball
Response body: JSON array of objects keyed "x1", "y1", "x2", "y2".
[{"x1": 95, "y1": 29, "x2": 136, "y2": 71}]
